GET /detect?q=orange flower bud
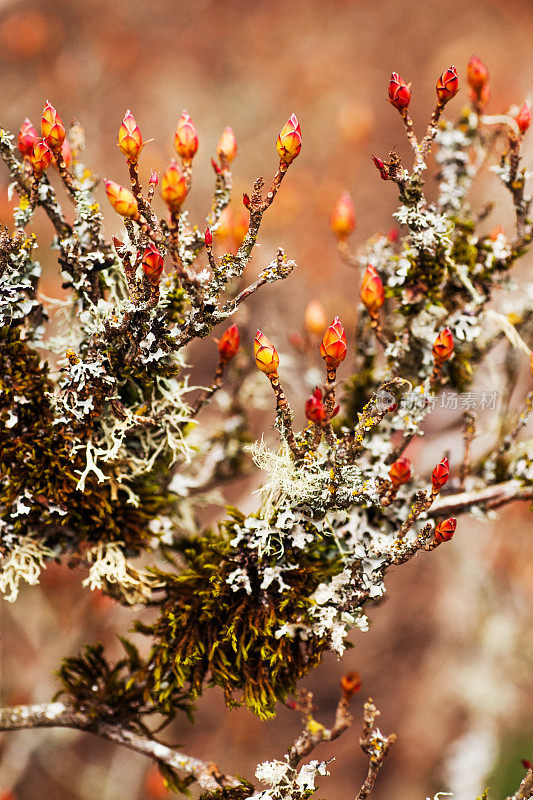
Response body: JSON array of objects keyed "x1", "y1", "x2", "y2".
[
  {"x1": 431, "y1": 457, "x2": 449, "y2": 491},
  {"x1": 515, "y1": 103, "x2": 531, "y2": 135},
  {"x1": 174, "y1": 111, "x2": 198, "y2": 160},
  {"x1": 436, "y1": 66, "x2": 459, "y2": 103},
  {"x1": 141, "y1": 245, "x2": 164, "y2": 284},
  {"x1": 216, "y1": 126, "x2": 237, "y2": 163},
  {"x1": 276, "y1": 114, "x2": 302, "y2": 165},
  {"x1": 145, "y1": 767, "x2": 168, "y2": 800},
  {"x1": 104, "y1": 180, "x2": 139, "y2": 218},
  {"x1": 319, "y1": 316, "x2": 347, "y2": 370},
  {"x1": 432, "y1": 327, "x2": 454, "y2": 362},
  {"x1": 161, "y1": 160, "x2": 188, "y2": 212},
  {"x1": 218, "y1": 324, "x2": 240, "y2": 362},
  {"x1": 30, "y1": 139, "x2": 52, "y2": 174},
  {"x1": 434, "y1": 517, "x2": 457, "y2": 543},
  {"x1": 118, "y1": 110, "x2": 143, "y2": 163},
  {"x1": 305, "y1": 388, "x2": 327, "y2": 425},
  {"x1": 254, "y1": 330, "x2": 279, "y2": 375},
  {"x1": 330, "y1": 192, "x2": 356, "y2": 238},
  {"x1": 389, "y1": 457, "x2": 412, "y2": 489},
  {"x1": 41, "y1": 101, "x2": 65, "y2": 151},
  {"x1": 18, "y1": 118, "x2": 38, "y2": 158},
  {"x1": 388, "y1": 73, "x2": 411, "y2": 111},
  {"x1": 360, "y1": 265, "x2": 385, "y2": 313},
  {"x1": 304, "y1": 300, "x2": 328, "y2": 337},
  {"x1": 340, "y1": 671, "x2": 362, "y2": 698},
  {"x1": 467, "y1": 55, "x2": 489, "y2": 91}
]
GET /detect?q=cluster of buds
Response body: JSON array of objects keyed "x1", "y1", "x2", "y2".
[
  {"x1": 104, "y1": 180, "x2": 139, "y2": 218},
  {"x1": 330, "y1": 192, "x2": 356, "y2": 238},
  {"x1": 161, "y1": 160, "x2": 188, "y2": 213},
  {"x1": 434, "y1": 517, "x2": 457, "y2": 544},
  {"x1": 431, "y1": 457, "x2": 450, "y2": 493},
  {"x1": 217, "y1": 324, "x2": 240, "y2": 363},
  {"x1": 141, "y1": 245, "x2": 164, "y2": 285},
  {"x1": 388, "y1": 72, "x2": 411, "y2": 111},
  {"x1": 436, "y1": 66, "x2": 459, "y2": 105},
  {"x1": 174, "y1": 111, "x2": 199, "y2": 161},
  {"x1": 319, "y1": 316, "x2": 348, "y2": 372},
  {"x1": 276, "y1": 114, "x2": 302, "y2": 165},
  {"x1": 118, "y1": 110, "x2": 143, "y2": 164},
  {"x1": 467, "y1": 55, "x2": 490, "y2": 110}
]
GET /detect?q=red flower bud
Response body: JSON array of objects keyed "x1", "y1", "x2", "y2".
[
  {"x1": 242, "y1": 192, "x2": 251, "y2": 208},
  {"x1": 276, "y1": 114, "x2": 302, "y2": 165},
  {"x1": 216, "y1": 126, "x2": 237, "y2": 163},
  {"x1": 388, "y1": 227, "x2": 399, "y2": 242},
  {"x1": 388, "y1": 73, "x2": 411, "y2": 111},
  {"x1": 118, "y1": 110, "x2": 143, "y2": 163},
  {"x1": 305, "y1": 387, "x2": 327, "y2": 426},
  {"x1": 431, "y1": 457, "x2": 449, "y2": 491},
  {"x1": 30, "y1": 139, "x2": 52, "y2": 174},
  {"x1": 51, "y1": 137, "x2": 72, "y2": 170},
  {"x1": 254, "y1": 330, "x2": 279, "y2": 375},
  {"x1": 389, "y1": 457, "x2": 412, "y2": 489},
  {"x1": 434, "y1": 517, "x2": 457, "y2": 543},
  {"x1": 515, "y1": 103, "x2": 531, "y2": 135},
  {"x1": 161, "y1": 160, "x2": 188, "y2": 212},
  {"x1": 149, "y1": 170, "x2": 158, "y2": 187},
  {"x1": 141, "y1": 245, "x2": 164, "y2": 285},
  {"x1": 340, "y1": 671, "x2": 362, "y2": 698},
  {"x1": 41, "y1": 101, "x2": 65, "y2": 151},
  {"x1": 360, "y1": 265, "x2": 385, "y2": 313},
  {"x1": 436, "y1": 66, "x2": 459, "y2": 103},
  {"x1": 522, "y1": 759, "x2": 532, "y2": 771},
  {"x1": 211, "y1": 156, "x2": 222, "y2": 175},
  {"x1": 432, "y1": 327, "x2": 454, "y2": 362},
  {"x1": 204, "y1": 227, "x2": 213, "y2": 247},
  {"x1": 319, "y1": 316, "x2": 347, "y2": 370},
  {"x1": 372, "y1": 155, "x2": 390, "y2": 181},
  {"x1": 330, "y1": 192, "x2": 356, "y2": 238},
  {"x1": 174, "y1": 111, "x2": 198, "y2": 160},
  {"x1": 467, "y1": 55, "x2": 489, "y2": 91},
  {"x1": 218, "y1": 324, "x2": 240, "y2": 362},
  {"x1": 104, "y1": 180, "x2": 139, "y2": 218},
  {"x1": 18, "y1": 118, "x2": 38, "y2": 158},
  {"x1": 304, "y1": 300, "x2": 328, "y2": 337}
]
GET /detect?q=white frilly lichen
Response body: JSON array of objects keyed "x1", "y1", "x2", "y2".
[{"x1": 0, "y1": 537, "x2": 54, "y2": 603}]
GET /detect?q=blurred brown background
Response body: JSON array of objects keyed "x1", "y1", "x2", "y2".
[{"x1": 0, "y1": 1, "x2": 532, "y2": 799}]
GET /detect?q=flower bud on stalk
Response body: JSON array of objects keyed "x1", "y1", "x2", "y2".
[
  {"x1": 515, "y1": 103, "x2": 531, "y2": 135},
  {"x1": 216, "y1": 126, "x2": 237, "y2": 164},
  {"x1": 372, "y1": 155, "x2": 390, "y2": 181},
  {"x1": 118, "y1": 110, "x2": 143, "y2": 163},
  {"x1": 436, "y1": 66, "x2": 459, "y2": 104},
  {"x1": 330, "y1": 192, "x2": 356, "y2": 238},
  {"x1": 431, "y1": 457, "x2": 449, "y2": 492},
  {"x1": 52, "y1": 138, "x2": 72, "y2": 170},
  {"x1": 204, "y1": 227, "x2": 213, "y2": 247},
  {"x1": 174, "y1": 111, "x2": 198, "y2": 160},
  {"x1": 18, "y1": 119, "x2": 38, "y2": 158},
  {"x1": 276, "y1": 114, "x2": 302, "y2": 164},
  {"x1": 141, "y1": 245, "x2": 164, "y2": 285},
  {"x1": 218, "y1": 324, "x2": 240, "y2": 363},
  {"x1": 389, "y1": 457, "x2": 412, "y2": 489},
  {"x1": 304, "y1": 300, "x2": 328, "y2": 337},
  {"x1": 149, "y1": 170, "x2": 158, "y2": 187},
  {"x1": 104, "y1": 180, "x2": 139, "y2": 218},
  {"x1": 161, "y1": 160, "x2": 188, "y2": 212},
  {"x1": 305, "y1": 388, "x2": 328, "y2": 426},
  {"x1": 319, "y1": 316, "x2": 347, "y2": 371},
  {"x1": 254, "y1": 330, "x2": 279, "y2": 375},
  {"x1": 388, "y1": 73, "x2": 411, "y2": 111},
  {"x1": 360, "y1": 265, "x2": 385, "y2": 314},
  {"x1": 467, "y1": 55, "x2": 490, "y2": 110},
  {"x1": 41, "y1": 102, "x2": 65, "y2": 151},
  {"x1": 30, "y1": 139, "x2": 53, "y2": 175},
  {"x1": 432, "y1": 327, "x2": 454, "y2": 363},
  {"x1": 340, "y1": 671, "x2": 362, "y2": 699},
  {"x1": 434, "y1": 517, "x2": 457, "y2": 543}
]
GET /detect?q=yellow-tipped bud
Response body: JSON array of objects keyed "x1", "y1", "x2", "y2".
[
  {"x1": 104, "y1": 180, "x2": 139, "y2": 218},
  {"x1": 254, "y1": 330, "x2": 279, "y2": 375},
  {"x1": 161, "y1": 160, "x2": 188, "y2": 212}
]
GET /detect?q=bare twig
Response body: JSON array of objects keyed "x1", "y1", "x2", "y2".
[
  {"x1": 429, "y1": 480, "x2": 533, "y2": 517},
  {"x1": 354, "y1": 699, "x2": 396, "y2": 800},
  {"x1": 287, "y1": 689, "x2": 353, "y2": 769},
  {"x1": 506, "y1": 768, "x2": 533, "y2": 800}
]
